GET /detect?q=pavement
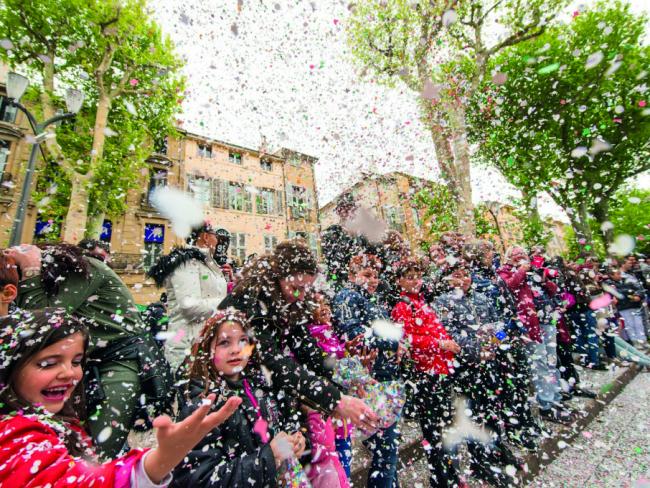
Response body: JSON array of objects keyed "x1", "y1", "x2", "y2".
[{"x1": 528, "y1": 371, "x2": 650, "y2": 488}]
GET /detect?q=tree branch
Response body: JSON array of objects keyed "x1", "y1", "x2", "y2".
[{"x1": 486, "y1": 23, "x2": 546, "y2": 56}]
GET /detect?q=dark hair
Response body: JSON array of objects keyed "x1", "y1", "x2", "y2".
[
  {"x1": 187, "y1": 309, "x2": 258, "y2": 393},
  {"x1": 37, "y1": 244, "x2": 90, "y2": 297},
  {"x1": 394, "y1": 258, "x2": 427, "y2": 278},
  {"x1": 186, "y1": 221, "x2": 219, "y2": 246},
  {"x1": 348, "y1": 254, "x2": 382, "y2": 274},
  {"x1": 0, "y1": 254, "x2": 19, "y2": 288},
  {"x1": 231, "y1": 240, "x2": 318, "y2": 304},
  {"x1": 77, "y1": 239, "x2": 110, "y2": 254},
  {"x1": 0, "y1": 308, "x2": 90, "y2": 457}
]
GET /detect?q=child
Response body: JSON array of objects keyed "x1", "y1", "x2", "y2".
[
  {"x1": 0, "y1": 254, "x2": 18, "y2": 316},
  {"x1": 172, "y1": 308, "x2": 307, "y2": 487},
  {"x1": 332, "y1": 254, "x2": 401, "y2": 488},
  {"x1": 390, "y1": 259, "x2": 462, "y2": 488},
  {"x1": 0, "y1": 308, "x2": 240, "y2": 488}
]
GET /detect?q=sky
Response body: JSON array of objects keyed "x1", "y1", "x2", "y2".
[{"x1": 151, "y1": 0, "x2": 650, "y2": 220}]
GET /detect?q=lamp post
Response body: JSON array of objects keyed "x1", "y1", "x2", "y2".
[{"x1": 4, "y1": 72, "x2": 84, "y2": 247}]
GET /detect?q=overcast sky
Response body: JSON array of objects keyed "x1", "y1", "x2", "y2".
[{"x1": 152, "y1": 0, "x2": 650, "y2": 219}]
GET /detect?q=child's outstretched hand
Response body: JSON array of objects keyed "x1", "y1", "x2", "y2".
[
  {"x1": 144, "y1": 394, "x2": 241, "y2": 483},
  {"x1": 345, "y1": 333, "x2": 365, "y2": 354}
]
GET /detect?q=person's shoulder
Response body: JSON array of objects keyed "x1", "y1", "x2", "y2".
[{"x1": 0, "y1": 413, "x2": 59, "y2": 441}]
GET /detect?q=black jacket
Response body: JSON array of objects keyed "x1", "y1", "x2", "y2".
[
  {"x1": 218, "y1": 292, "x2": 342, "y2": 415},
  {"x1": 172, "y1": 377, "x2": 279, "y2": 487}
]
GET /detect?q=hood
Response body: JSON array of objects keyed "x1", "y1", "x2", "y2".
[{"x1": 146, "y1": 246, "x2": 207, "y2": 287}]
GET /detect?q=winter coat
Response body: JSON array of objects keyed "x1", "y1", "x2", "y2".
[
  {"x1": 434, "y1": 289, "x2": 500, "y2": 364},
  {"x1": 17, "y1": 257, "x2": 144, "y2": 350},
  {"x1": 606, "y1": 276, "x2": 646, "y2": 311},
  {"x1": 218, "y1": 292, "x2": 342, "y2": 415},
  {"x1": 331, "y1": 285, "x2": 399, "y2": 382},
  {"x1": 307, "y1": 323, "x2": 346, "y2": 359},
  {"x1": 321, "y1": 224, "x2": 375, "y2": 291},
  {"x1": 147, "y1": 247, "x2": 228, "y2": 370},
  {"x1": 172, "y1": 377, "x2": 279, "y2": 488},
  {"x1": 391, "y1": 292, "x2": 455, "y2": 375},
  {"x1": 497, "y1": 265, "x2": 557, "y2": 343},
  {"x1": 0, "y1": 413, "x2": 149, "y2": 488}
]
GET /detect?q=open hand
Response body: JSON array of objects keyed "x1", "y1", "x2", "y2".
[
  {"x1": 144, "y1": 395, "x2": 241, "y2": 483},
  {"x1": 334, "y1": 394, "x2": 379, "y2": 432}
]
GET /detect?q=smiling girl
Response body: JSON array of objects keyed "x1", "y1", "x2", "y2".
[
  {"x1": 0, "y1": 308, "x2": 240, "y2": 488},
  {"x1": 173, "y1": 308, "x2": 306, "y2": 487}
]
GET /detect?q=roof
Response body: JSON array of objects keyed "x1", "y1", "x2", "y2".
[{"x1": 320, "y1": 171, "x2": 437, "y2": 211}]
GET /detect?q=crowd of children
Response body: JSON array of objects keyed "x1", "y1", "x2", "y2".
[{"x1": 0, "y1": 220, "x2": 649, "y2": 488}]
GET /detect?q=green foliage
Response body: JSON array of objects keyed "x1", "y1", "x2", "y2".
[
  {"x1": 0, "y1": 0, "x2": 184, "y2": 235},
  {"x1": 468, "y1": 1, "x2": 650, "y2": 242},
  {"x1": 601, "y1": 188, "x2": 650, "y2": 255},
  {"x1": 412, "y1": 183, "x2": 458, "y2": 239},
  {"x1": 473, "y1": 203, "x2": 499, "y2": 238}
]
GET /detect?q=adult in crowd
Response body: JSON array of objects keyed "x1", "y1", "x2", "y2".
[
  {"x1": 218, "y1": 240, "x2": 378, "y2": 431},
  {"x1": 605, "y1": 266, "x2": 648, "y2": 350},
  {"x1": 566, "y1": 254, "x2": 606, "y2": 369},
  {"x1": 376, "y1": 230, "x2": 411, "y2": 310},
  {"x1": 9, "y1": 243, "x2": 168, "y2": 458},
  {"x1": 321, "y1": 192, "x2": 376, "y2": 291},
  {"x1": 78, "y1": 238, "x2": 112, "y2": 266},
  {"x1": 498, "y1": 246, "x2": 571, "y2": 423},
  {"x1": 147, "y1": 223, "x2": 231, "y2": 371}
]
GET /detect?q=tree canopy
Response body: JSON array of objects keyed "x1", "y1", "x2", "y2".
[{"x1": 468, "y1": 1, "x2": 650, "y2": 248}]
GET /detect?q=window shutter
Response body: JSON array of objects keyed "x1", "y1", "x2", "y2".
[
  {"x1": 245, "y1": 188, "x2": 253, "y2": 213},
  {"x1": 276, "y1": 190, "x2": 284, "y2": 215},
  {"x1": 211, "y1": 179, "x2": 220, "y2": 207}
]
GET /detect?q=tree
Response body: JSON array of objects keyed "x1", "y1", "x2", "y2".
[
  {"x1": 347, "y1": 0, "x2": 567, "y2": 234},
  {"x1": 0, "y1": 0, "x2": 184, "y2": 241},
  {"x1": 412, "y1": 182, "x2": 458, "y2": 240},
  {"x1": 468, "y1": 1, "x2": 650, "y2": 249}
]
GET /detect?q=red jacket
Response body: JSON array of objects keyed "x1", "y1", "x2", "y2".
[
  {"x1": 0, "y1": 414, "x2": 146, "y2": 488},
  {"x1": 497, "y1": 264, "x2": 558, "y2": 343},
  {"x1": 391, "y1": 292, "x2": 455, "y2": 375}
]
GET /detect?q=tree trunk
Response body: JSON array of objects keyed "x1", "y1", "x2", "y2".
[
  {"x1": 86, "y1": 212, "x2": 106, "y2": 239},
  {"x1": 568, "y1": 201, "x2": 595, "y2": 251},
  {"x1": 592, "y1": 200, "x2": 612, "y2": 248},
  {"x1": 61, "y1": 174, "x2": 90, "y2": 243},
  {"x1": 446, "y1": 104, "x2": 475, "y2": 236},
  {"x1": 62, "y1": 94, "x2": 112, "y2": 241}
]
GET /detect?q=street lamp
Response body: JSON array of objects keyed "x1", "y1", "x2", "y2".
[{"x1": 4, "y1": 72, "x2": 85, "y2": 246}]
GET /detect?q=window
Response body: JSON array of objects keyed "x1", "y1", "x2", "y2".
[
  {"x1": 154, "y1": 136, "x2": 168, "y2": 155},
  {"x1": 260, "y1": 159, "x2": 273, "y2": 171},
  {"x1": 411, "y1": 207, "x2": 421, "y2": 227},
  {"x1": 143, "y1": 224, "x2": 165, "y2": 271},
  {"x1": 0, "y1": 140, "x2": 9, "y2": 179},
  {"x1": 287, "y1": 185, "x2": 311, "y2": 219},
  {"x1": 0, "y1": 97, "x2": 17, "y2": 124},
  {"x1": 100, "y1": 220, "x2": 112, "y2": 242},
  {"x1": 289, "y1": 156, "x2": 301, "y2": 167},
  {"x1": 308, "y1": 233, "x2": 319, "y2": 256},
  {"x1": 188, "y1": 175, "x2": 211, "y2": 204},
  {"x1": 256, "y1": 188, "x2": 276, "y2": 215},
  {"x1": 197, "y1": 143, "x2": 212, "y2": 158},
  {"x1": 229, "y1": 152, "x2": 242, "y2": 165},
  {"x1": 385, "y1": 206, "x2": 406, "y2": 233},
  {"x1": 228, "y1": 182, "x2": 252, "y2": 212},
  {"x1": 264, "y1": 235, "x2": 278, "y2": 253},
  {"x1": 229, "y1": 233, "x2": 246, "y2": 262},
  {"x1": 147, "y1": 168, "x2": 168, "y2": 204}
]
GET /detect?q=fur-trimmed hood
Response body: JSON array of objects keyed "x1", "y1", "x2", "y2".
[{"x1": 147, "y1": 247, "x2": 207, "y2": 287}]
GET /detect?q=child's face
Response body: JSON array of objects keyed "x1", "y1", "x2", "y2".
[
  {"x1": 398, "y1": 271, "x2": 423, "y2": 294},
  {"x1": 313, "y1": 298, "x2": 332, "y2": 324},
  {"x1": 14, "y1": 332, "x2": 85, "y2": 414},
  {"x1": 448, "y1": 269, "x2": 472, "y2": 292},
  {"x1": 350, "y1": 268, "x2": 379, "y2": 294},
  {"x1": 211, "y1": 321, "x2": 252, "y2": 381}
]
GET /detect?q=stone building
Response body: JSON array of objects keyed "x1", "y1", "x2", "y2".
[
  {"x1": 319, "y1": 172, "x2": 431, "y2": 250},
  {"x1": 0, "y1": 84, "x2": 321, "y2": 302}
]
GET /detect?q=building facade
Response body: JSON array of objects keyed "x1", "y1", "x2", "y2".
[
  {"x1": 0, "y1": 92, "x2": 321, "y2": 302},
  {"x1": 320, "y1": 172, "x2": 431, "y2": 251}
]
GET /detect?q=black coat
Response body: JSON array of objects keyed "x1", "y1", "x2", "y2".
[
  {"x1": 171, "y1": 377, "x2": 279, "y2": 488},
  {"x1": 218, "y1": 292, "x2": 342, "y2": 415}
]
